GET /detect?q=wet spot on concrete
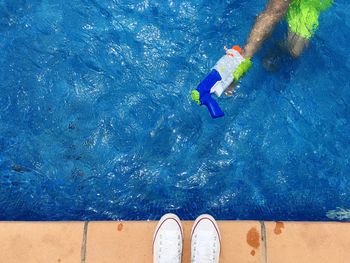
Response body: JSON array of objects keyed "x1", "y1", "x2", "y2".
[
  {"x1": 274, "y1": 221, "x2": 285, "y2": 235},
  {"x1": 117, "y1": 223, "x2": 123, "y2": 231},
  {"x1": 246, "y1": 227, "x2": 260, "y2": 249}
]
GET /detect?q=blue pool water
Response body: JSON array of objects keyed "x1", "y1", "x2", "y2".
[{"x1": 0, "y1": 0, "x2": 350, "y2": 221}]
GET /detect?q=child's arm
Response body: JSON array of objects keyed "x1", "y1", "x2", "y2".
[{"x1": 244, "y1": 0, "x2": 290, "y2": 58}]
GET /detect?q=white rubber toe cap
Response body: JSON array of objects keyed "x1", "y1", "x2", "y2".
[{"x1": 153, "y1": 214, "x2": 183, "y2": 263}]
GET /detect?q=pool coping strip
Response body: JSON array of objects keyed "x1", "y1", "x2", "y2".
[{"x1": 2, "y1": 221, "x2": 350, "y2": 262}]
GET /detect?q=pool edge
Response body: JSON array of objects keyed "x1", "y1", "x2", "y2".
[{"x1": 0, "y1": 221, "x2": 350, "y2": 262}]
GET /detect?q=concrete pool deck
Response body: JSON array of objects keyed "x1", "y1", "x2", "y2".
[{"x1": 0, "y1": 221, "x2": 349, "y2": 263}]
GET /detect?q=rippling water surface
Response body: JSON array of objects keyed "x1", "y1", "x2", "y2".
[{"x1": 0, "y1": 0, "x2": 349, "y2": 220}]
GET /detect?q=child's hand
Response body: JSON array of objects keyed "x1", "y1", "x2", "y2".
[{"x1": 224, "y1": 81, "x2": 237, "y2": 97}]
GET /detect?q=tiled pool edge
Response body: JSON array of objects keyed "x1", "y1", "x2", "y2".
[{"x1": 1, "y1": 221, "x2": 350, "y2": 263}]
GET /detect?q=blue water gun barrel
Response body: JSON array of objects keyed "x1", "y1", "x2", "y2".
[{"x1": 191, "y1": 69, "x2": 224, "y2": 118}]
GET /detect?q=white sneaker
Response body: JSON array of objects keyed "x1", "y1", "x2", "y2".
[
  {"x1": 191, "y1": 214, "x2": 221, "y2": 263},
  {"x1": 153, "y1": 213, "x2": 183, "y2": 263}
]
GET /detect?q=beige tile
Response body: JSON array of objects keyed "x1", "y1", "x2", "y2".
[
  {"x1": 212, "y1": 221, "x2": 262, "y2": 263},
  {"x1": 86, "y1": 221, "x2": 155, "y2": 263},
  {"x1": 266, "y1": 222, "x2": 350, "y2": 263},
  {"x1": 0, "y1": 222, "x2": 84, "y2": 263},
  {"x1": 86, "y1": 221, "x2": 262, "y2": 263}
]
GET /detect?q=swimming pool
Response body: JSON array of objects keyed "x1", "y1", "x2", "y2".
[{"x1": 0, "y1": 0, "x2": 349, "y2": 221}]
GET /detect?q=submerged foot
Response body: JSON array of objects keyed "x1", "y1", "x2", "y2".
[{"x1": 262, "y1": 41, "x2": 289, "y2": 72}]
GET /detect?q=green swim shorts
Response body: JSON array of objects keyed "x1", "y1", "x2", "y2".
[{"x1": 286, "y1": 0, "x2": 333, "y2": 39}]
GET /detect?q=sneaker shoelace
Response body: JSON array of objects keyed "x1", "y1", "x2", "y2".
[
  {"x1": 192, "y1": 232, "x2": 218, "y2": 263},
  {"x1": 158, "y1": 232, "x2": 182, "y2": 263}
]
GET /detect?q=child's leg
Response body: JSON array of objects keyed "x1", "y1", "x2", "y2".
[{"x1": 287, "y1": 28, "x2": 310, "y2": 58}]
